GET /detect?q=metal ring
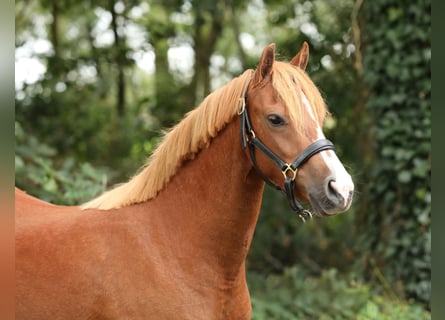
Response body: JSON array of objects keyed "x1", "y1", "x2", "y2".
[
  {"x1": 237, "y1": 98, "x2": 246, "y2": 115},
  {"x1": 298, "y1": 210, "x2": 313, "y2": 222}
]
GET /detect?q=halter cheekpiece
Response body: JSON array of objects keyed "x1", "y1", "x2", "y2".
[{"x1": 238, "y1": 85, "x2": 336, "y2": 221}]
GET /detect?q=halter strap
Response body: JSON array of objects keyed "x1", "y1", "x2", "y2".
[{"x1": 238, "y1": 93, "x2": 336, "y2": 220}]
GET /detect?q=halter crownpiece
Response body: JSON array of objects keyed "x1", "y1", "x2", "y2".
[{"x1": 238, "y1": 92, "x2": 336, "y2": 221}]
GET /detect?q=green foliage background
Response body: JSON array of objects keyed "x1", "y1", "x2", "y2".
[
  {"x1": 357, "y1": 0, "x2": 431, "y2": 306},
  {"x1": 15, "y1": 0, "x2": 430, "y2": 317}
]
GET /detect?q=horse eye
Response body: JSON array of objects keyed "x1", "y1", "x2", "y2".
[{"x1": 267, "y1": 114, "x2": 286, "y2": 127}]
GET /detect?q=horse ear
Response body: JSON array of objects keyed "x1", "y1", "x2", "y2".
[
  {"x1": 290, "y1": 41, "x2": 309, "y2": 70},
  {"x1": 253, "y1": 43, "x2": 275, "y2": 85}
]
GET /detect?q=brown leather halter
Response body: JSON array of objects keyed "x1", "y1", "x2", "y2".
[{"x1": 238, "y1": 90, "x2": 336, "y2": 221}]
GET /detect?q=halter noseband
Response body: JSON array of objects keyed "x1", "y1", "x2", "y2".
[{"x1": 238, "y1": 90, "x2": 336, "y2": 221}]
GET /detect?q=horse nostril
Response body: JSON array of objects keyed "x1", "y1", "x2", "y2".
[
  {"x1": 328, "y1": 180, "x2": 344, "y2": 201},
  {"x1": 327, "y1": 179, "x2": 354, "y2": 209},
  {"x1": 328, "y1": 179, "x2": 337, "y2": 193}
]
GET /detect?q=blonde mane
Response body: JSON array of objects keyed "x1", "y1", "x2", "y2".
[
  {"x1": 81, "y1": 62, "x2": 328, "y2": 210},
  {"x1": 81, "y1": 70, "x2": 254, "y2": 210}
]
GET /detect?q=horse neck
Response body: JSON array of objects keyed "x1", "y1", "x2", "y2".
[{"x1": 148, "y1": 117, "x2": 265, "y2": 280}]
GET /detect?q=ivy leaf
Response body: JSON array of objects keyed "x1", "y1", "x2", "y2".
[{"x1": 397, "y1": 170, "x2": 412, "y2": 184}]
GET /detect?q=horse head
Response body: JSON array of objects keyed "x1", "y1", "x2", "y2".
[{"x1": 241, "y1": 42, "x2": 354, "y2": 217}]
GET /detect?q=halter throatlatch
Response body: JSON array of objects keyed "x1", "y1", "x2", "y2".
[{"x1": 238, "y1": 93, "x2": 336, "y2": 221}]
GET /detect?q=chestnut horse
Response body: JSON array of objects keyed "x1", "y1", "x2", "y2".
[{"x1": 16, "y1": 42, "x2": 354, "y2": 319}]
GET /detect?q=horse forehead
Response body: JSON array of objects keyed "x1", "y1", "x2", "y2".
[
  {"x1": 253, "y1": 70, "x2": 320, "y2": 122},
  {"x1": 301, "y1": 92, "x2": 316, "y2": 120}
]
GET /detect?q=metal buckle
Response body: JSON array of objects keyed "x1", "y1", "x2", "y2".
[{"x1": 282, "y1": 164, "x2": 297, "y2": 180}]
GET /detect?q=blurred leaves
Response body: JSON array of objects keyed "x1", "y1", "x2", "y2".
[
  {"x1": 249, "y1": 266, "x2": 430, "y2": 319},
  {"x1": 15, "y1": 121, "x2": 112, "y2": 205},
  {"x1": 358, "y1": 0, "x2": 431, "y2": 307}
]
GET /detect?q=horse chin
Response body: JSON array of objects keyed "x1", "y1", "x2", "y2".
[
  {"x1": 308, "y1": 193, "x2": 351, "y2": 217},
  {"x1": 309, "y1": 201, "x2": 336, "y2": 217}
]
